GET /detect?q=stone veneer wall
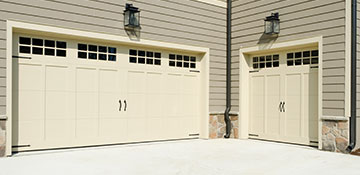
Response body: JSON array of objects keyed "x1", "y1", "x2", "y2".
[
  {"x1": 209, "y1": 114, "x2": 239, "y2": 139},
  {"x1": 0, "y1": 120, "x2": 5, "y2": 157},
  {"x1": 322, "y1": 120, "x2": 349, "y2": 153}
]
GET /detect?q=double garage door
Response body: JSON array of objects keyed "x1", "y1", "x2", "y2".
[
  {"x1": 249, "y1": 48, "x2": 319, "y2": 145},
  {"x1": 12, "y1": 34, "x2": 201, "y2": 151}
]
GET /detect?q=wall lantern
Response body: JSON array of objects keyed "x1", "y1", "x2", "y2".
[
  {"x1": 264, "y1": 12, "x2": 280, "y2": 35},
  {"x1": 124, "y1": 3, "x2": 141, "y2": 30}
]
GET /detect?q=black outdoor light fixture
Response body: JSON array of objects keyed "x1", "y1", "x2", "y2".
[
  {"x1": 124, "y1": 3, "x2": 141, "y2": 30},
  {"x1": 264, "y1": 12, "x2": 280, "y2": 35}
]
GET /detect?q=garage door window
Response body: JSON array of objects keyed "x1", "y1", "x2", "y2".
[
  {"x1": 19, "y1": 37, "x2": 67, "y2": 57},
  {"x1": 169, "y1": 54, "x2": 196, "y2": 68},
  {"x1": 287, "y1": 50, "x2": 318, "y2": 66},
  {"x1": 252, "y1": 54, "x2": 279, "y2": 69},
  {"x1": 129, "y1": 49, "x2": 161, "y2": 65},
  {"x1": 78, "y1": 43, "x2": 116, "y2": 61}
]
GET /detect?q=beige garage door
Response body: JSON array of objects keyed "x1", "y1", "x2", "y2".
[
  {"x1": 249, "y1": 48, "x2": 318, "y2": 146},
  {"x1": 12, "y1": 34, "x2": 201, "y2": 151}
]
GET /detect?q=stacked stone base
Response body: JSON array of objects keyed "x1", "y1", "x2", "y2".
[
  {"x1": 0, "y1": 120, "x2": 5, "y2": 157},
  {"x1": 322, "y1": 120, "x2": 348, "y2": 153},
  {"x1": 209, "y1": 114, "x2": 238, "y2": 139}
]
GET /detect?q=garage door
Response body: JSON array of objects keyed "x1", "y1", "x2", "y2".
[
  {"x1": 249, "y1": 48, "x2": 318, "y2": 145},
  {"x1": 12, "y1": 34, "x2": 201, "y2": 151}
]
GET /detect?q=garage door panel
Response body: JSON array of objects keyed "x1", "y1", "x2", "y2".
[
  {"x1": 164, "y1": 118, "x2": 181, "y2": 138},
  {"x1": 127, "y1": 118, "x2": 147, "y2": 141},
  {"x1": 17, "y1": 64, "x2": 43, "y2": 90},
  {"x1": 45, "y1": 119, "x2": 75, "y2": 141},
  {"x1": 163, "y1": 94, "x2": 178, "y2": 117},
  {"x1": 45, "y1": 66, "x2": 69, "y2": 91},
  {"x1": 251, "y1": 117, "x2": 264, "y2": 134},
  {"x1": 76, "y1": 93, "x2": 98, "y2": 118},
  {"x1": 183, "y1": 95, "x2": 197, "y2": 116},
  {"x1": 99, "y1": 93, "x2": 120, "y2": 118},
  {"x1": 14, "y1": 120, "x2": 44, "y2": 144},
  {"x1": 127, "y1": 94, "x2": 146, "y2": 117},
  {"x1": 183, "y1": 75, "x2": 198, "y2": 95},
  {"x1": 146, "y1": 72, "x2": 162, "y2": 94},
  {"x1": 285, "y1": 119, "x2": 301, "y2": 137},
  {"x1": 251, "y1": 76, "x2": 265, "y2": 96},
  {"x1": 76, "y1": 68, "x2": 98, "y2": 92},
  {"x1": 17, "y1": 91, "x2": 44, "y2": 120},
  {"x1": 165, "y1": 74, "x2": 181, "y2": 94},
  {"x1": 266, "y1": 117, "x2": 280, "y2": 135},
  {"x1": 146, "y1": 94, "x2": 163, "y2": 118},
  {"x1": 99, "y1": 118, "x2": 127, "y2": 140},
  {"x1": 99, "y1": 69, "x2": 119, "y2": 93},
  {"x1": 45, "y1": 92, "x2": 71, "y2": 119},
  {"x1": 76, "y1": 119, "x2": 98, "y2": 138},
  {"x1": 128, "y1": 71, "x2": 146, "y2": 93},
  {"x1": 182, "y1": 117, "x2": 199, "y2": 136},
  {"x1": 148, "y1": 118, "x2": 164, "y2": 140}
]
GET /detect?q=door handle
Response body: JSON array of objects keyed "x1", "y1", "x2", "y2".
[
  {"x1": 279, "y1": 102, "x2": 283, "y2": 112},
  {"x1": 282, "y1": 102, "x2": 285, "y2": 112},
  {"x1": 124, "y1": 100, "x2": 127, "y2": 111},
  {"x1": 119, "y1": 100, "x2": 122, "y2": 111}
]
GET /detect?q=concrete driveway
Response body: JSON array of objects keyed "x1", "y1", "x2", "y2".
[{"x1": 0, "y1": 139, "x2": 359, "y2": 175}]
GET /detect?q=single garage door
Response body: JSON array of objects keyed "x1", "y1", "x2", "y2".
[
  {"x1": 249, "y1": 48, "x2": 318, "y2": 146},
  {"x1": 12, "y1": 34, "x2": 201, "y2": 151}
]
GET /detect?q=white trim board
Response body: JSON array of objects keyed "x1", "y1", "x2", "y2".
[
  {"x1": 195, "y1": 0, "x2": 226, "y2": 8},
  {"x1": 5, "y1": 20, "x2": 210, "y2": 156},
  {"x1": 238, "y1": 36, "x2": 323, "y2": 149},
  {"x1": 345, "y1": 0, "x2": 351, "y2": 118}
]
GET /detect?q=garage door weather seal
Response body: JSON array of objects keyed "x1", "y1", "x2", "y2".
[
  {"x1": 224, "y1": 0, "x2": 232, "y2": 138},
  {"x1": 346, "y1": 0, "x2": 357, "y2": 153}
]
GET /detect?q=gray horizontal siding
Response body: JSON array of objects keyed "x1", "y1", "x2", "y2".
[
  {"x1": 232, "y1": 0, "x2": 346, "y2": 116},
  {"x1": 0, "y1": 0, "x2": 227, "y2": 113}
]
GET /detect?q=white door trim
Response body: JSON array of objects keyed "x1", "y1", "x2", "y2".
[
  {"x1": 6, "y1": 20, "x2": 210, "y2": 156},
  {"x1": 239, "y1": 36, "x2": 323, "y2": 149}
]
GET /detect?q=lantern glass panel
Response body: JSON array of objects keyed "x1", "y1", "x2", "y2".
[
  {"x1": 124, "y1": 11, "x2": 130, "y2": 26},
  {"x1": 265, "y1": 21, "x2": 273, "y2": 34},
  {"x1": 273, "y1": 20, "x2": 280, "y2": 34},
  {"x1": 130, "y1": 12, "x2": 140, "y2": 26}
]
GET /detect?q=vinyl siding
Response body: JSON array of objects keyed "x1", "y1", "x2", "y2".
[
  {"x1": 232, "y1": 0, "x2": 346, "y2": 116},
  {"x1": 0, "y1": 0, "x2": 227, "y2": 114}
]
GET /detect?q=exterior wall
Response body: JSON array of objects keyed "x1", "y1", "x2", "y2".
[
  {"x1": 232, "y1": 0, "x2": 348, "y2": 151},
  {"x1": 0, "y1": 0, "x2": 227, "y2": 156}
]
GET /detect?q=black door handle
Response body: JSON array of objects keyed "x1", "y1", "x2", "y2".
[
  {"x1": 119, "y1": 100, "x2": 122, "y2": 111},
  {"x1": 124, "y1": 100, "x2": 127, "y2": 111},
  {"x1": 279, "y1": 102, "x2": 283, "y2": 112},
  {"x1": 282, "y1": 102, "x2": 285, "y2": 112}
]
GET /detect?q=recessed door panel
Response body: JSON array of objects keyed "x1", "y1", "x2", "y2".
[
  {"x1": 266, "y1": 75, "x2": 281, "y2": 136},
  {"x1": 250, "y1": 76, "x2": 265, "y2": 134},
  {"x1": 285, "y1": 74, "x2": 302, "y2": 138}
]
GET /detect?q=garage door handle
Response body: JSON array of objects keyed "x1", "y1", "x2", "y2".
[
  {"x1": 282, "y1": 102, "x2": 286, "y2": 112},
  {"x1": 119, "y1": 100, "x2": 122, "y2": 111},
  {"x1": 124, "y1": 100, "x2": 127, "y2": 111},
  {"x1": 279, "y1": 102, "x2": 283, "y2": 112}
]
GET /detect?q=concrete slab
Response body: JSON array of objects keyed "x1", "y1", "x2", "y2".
[{"x1": 0, "y1": 139, "x2": 359, "y2": 175}]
